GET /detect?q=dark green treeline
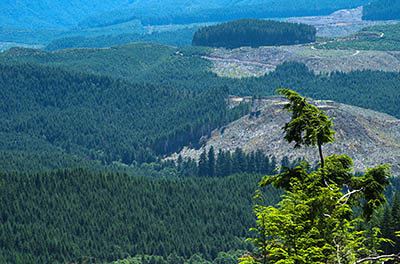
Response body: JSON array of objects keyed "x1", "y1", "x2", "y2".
[
  {"x1": 192, "y1": 19, "x2": 316, "y2": 49},
  {"x1": 169, "y1": 148, "x2": 287, "y2": 178}
]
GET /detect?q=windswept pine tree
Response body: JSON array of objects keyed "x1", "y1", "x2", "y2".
[{"x1": 241, "y1": 89, "x2": 398, "y2": 264}]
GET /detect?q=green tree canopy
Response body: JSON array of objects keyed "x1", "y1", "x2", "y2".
[
  {"x1": 277, "y1": 88, "x2": 335, "y2": 168},
  {"x1": 241, "y1": 89, "x2": 398, "y2": 264}
]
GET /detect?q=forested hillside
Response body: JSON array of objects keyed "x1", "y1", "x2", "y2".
[
  {"x1": 237, "y1": 62, "x2": 400, "y2": 119},
  {"x1": 3, "y1": 45, "x2": 400, "y2": 120},
  {"x1": 0, "y1": 44, "x2": 215, "y2": 92},
  {"x1": 0, "y1": 151, "x2": 103, "y2": 172},
  {"x1": 0, "y1": 169, "x2": 281, "y2": 263},
  {"x1": 3, "y1": 2, "x2": 400, "y2": 264},
  {"x1": 2, "y1": 45, "x2": 400, "y2": 169},
  {"x1": 0, "y1": 63, "x2": 249, "y2": 165},
  {"x1": 192, "y1": 19, "x2": 316, "y2": 49},
  {"x1": 363, "y1": 0, "x2": 400, "y2": 20}
]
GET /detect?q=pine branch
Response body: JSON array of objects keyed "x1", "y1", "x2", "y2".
[
  {"x1": 354, "y1": 253, "x2": 400, "y2": 264},
  {"x1": 338, "y1": 188, "x2": 363, "y2": 204}
]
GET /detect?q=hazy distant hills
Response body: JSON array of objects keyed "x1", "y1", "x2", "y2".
[
  {"x1": 0, "y1": 0, "x2": 133, "y2": 29},
  {"x1": 79, "y1": 0, "x2": 369, "y2": 28},
  {"x1": 1, "y1": 0, "x2": 369, "y2": 29}
]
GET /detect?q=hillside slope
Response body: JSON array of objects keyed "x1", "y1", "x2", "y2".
[
  {"x1": 0, "y1": 44, "x2": 214, "y2": 91},
  {"x1": 2, "y1": 44, "x2": 400, "y2": 119},
  {"x1": 172, "y1": 97, "x2": 400, "y2": 176},
  {"x1": 0, "y1": 62, "x2": 249, "y2": 165}
]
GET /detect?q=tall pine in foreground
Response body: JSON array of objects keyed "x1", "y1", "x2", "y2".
[{"x1": 240, "y1": 89, "x2": 399, "y2": 264}]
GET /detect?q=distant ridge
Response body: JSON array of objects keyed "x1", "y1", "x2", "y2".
[{"x1": 0, "y1": 0, "x2": 369, "y2": 29}]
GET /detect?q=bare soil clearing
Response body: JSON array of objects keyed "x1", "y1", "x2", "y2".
[
  {"x1": 206, "y1": 45, "x2": 400, "y2": 77},
  {"x1": 170, "y1": 97, "x2": 400, "y2": 176}
]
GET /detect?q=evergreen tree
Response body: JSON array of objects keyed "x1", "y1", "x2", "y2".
[
  {"x1": 207, "y1": 146, "x2": 216, "y2": 177},
  {"x1": 390, "y1": 192, "x2": 400, "y2": 253},
  {"x1": 216, "y1": 150, "x2": 226, "y2": 178},
  {"x1": 280, "y1": 156, "x2": 290, "y2": 170},
  {"x1": 198, "y1": 149, "x2": 208, "y2": 177},
  {"x1": 247, "y1": 152, "x2": 256, "y2": 174},
  {"x1": 269, "y1": 156, "x2": 276, "y2": 175},
  {"x1": 232, "y1": 148, "x2": 246, "y2": 174},
  {"x1": 278, "y1": 88, "x2": 335, "y2": 169},
  {"x1": 241, "y1": 90, "x2": 396, "y2": 264},
  {"x1": 254, "y1": 150, "x2": 264, "y2": 174},
  {"x1": 222, "y1": 151, "x2": 232, "y2": 177},
  {"x1": 380, "y1": 206, "x2": 395, "y2": 253}
]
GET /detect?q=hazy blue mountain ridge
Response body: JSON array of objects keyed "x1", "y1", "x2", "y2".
[
  {"x1": 1, "y1": 0, "x2": 133, "y2": 29},
  {"x1": 79, "y1": 0, "x2": 369, "y2": 28},
  {"x1": 1, "y1": 0, "x2": 369, "y2": 30}
]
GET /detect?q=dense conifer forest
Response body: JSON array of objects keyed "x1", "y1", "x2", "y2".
[
  {"x1": 0, "y1": 62, "x2": 250, "y2": 164},
  {"x1": 0, "y1": 169, "x2": 282, "y2": 263},
  {"x1": 1, "y1": 0, "x2": 369, "y2": 29},
  {"x1": 1, "y1": 168, "x2": 399, "y2": 263},
  {"x1": 192, "y1": 19, "x2": 316, "y2": 49},
  {"x1": 1, "y1": 37, "x2": 400, "y2": 263},
  {"x1": 2, "y1": 45, "x2": 400, "y2": 168}
]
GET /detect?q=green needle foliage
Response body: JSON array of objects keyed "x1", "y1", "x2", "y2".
[
  {"x1": 277, "y1": 89, "x2": 335, "y2": 168},
  {"x1": 240, "y1": 89, "x2": 396, "y2": 264}
]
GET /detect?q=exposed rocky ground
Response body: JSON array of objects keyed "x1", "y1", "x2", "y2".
[
  {"x1": 206, "y1": 46, "x2": 400, "y2": 77},
  {"x1": 285, "y1": 6, "x2": 389, "y2": 37},
  {"x1": 169, "y1": 97, "x2": 400, "y2": 176}
]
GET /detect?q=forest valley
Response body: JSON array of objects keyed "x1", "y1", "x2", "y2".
[
  {"x1": 2, "y1": 0, "x2": 400, "y2": 262},
  {"x1": 1, "y1": 90, "x2": 400, "y2": 264}
]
